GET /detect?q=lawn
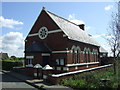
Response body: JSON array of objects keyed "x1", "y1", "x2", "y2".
[{"x1": 59, "y1": 59, "x2": 120, "y2": 89}]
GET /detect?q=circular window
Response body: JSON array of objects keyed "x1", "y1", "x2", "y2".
[{"x1": 38, "y1": 27, "x2": 48, "y2": 39}]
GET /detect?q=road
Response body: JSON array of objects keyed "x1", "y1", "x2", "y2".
[{"x1": 0, "y1": 71, "x2": 38, "y2": 89}]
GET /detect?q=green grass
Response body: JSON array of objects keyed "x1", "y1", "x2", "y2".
[{"x1": 59, "y1": 59, "x2": 120, "y2": 89}]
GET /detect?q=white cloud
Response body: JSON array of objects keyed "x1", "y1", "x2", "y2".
[
  {"x1": 1, "y1": 32, "x2": 24, "y2": 57},
  {"x1": 68, "y1": 14, "x2": 85, "y2": 25},
  {"x1": 92, "y1": 34, "x2": 105, "y2": 38},
  {"x1": 104, "y1": 5, "x2": 113, "y2": 11},
  {"x1": 70, "y1": 19, "x2": 85, "y2": 25},
  {"x1": 0, "y1": 16, "x2": 23, "y2": 29},
  {"x1": 93, "y1": 34, "x2": 115, "y2": 39},
  {"x1": 92, "y1": 34, "x2": 113, "y2": 56},
  {"x1": 102, "y1": 44, "x2": 112, "y2": 56},
  {"x1": 105, "y1": 34, "x2": 114, "y2": 39},
  {"x1": 68, "y1": 13, "x2": 75, "y2": 20},
  {"x1": 85, "y1": 26, "x2": 91, "y2": 30},
  {"x1": 68, "y1": 14, "x2": 91, "y2": 30}
]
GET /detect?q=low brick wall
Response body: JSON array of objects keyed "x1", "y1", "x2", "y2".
[
  {"x1": 46, "y1": 64, "x2": 113, "y2": 84},
  {"x1": 13, "y1": 67, "x2": 34, "y2": 77},
  {"x1": 67, "y1": 63, "x2": 99, "y2": 72},
  {"x1": 99, "y1": 57, "x2": 115, "y2": 65}
]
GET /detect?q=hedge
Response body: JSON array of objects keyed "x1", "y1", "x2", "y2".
[{"x1": 1, "y1": 60, "x2": 24, "y2": 71}]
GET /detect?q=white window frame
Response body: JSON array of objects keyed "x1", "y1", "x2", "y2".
[
  {"x1": 28, "y1": 59, "x2": 33, "y2": 65},
  {"x1": 57, "y1": 67, "x2": 61, "y2": 70},
  {"x1": 56, "y1": 58, "x2": 65, "y2": 65},
  {"x1": 26, "y1": 56, "x2": 34, "y2": 67},
  {"x1": 26, "y1": 56, "x2": 34, "y2": 59},
  {"x1": 43, "y1": 75, "x2": 47, "y2": 79},
  {"x1": 60, "y1": 59, "x2": 64, "y2": 65},
  {"x1": 63, "y1": 67, "x2": 69, "y2": 71},
  {"x1": 56, "y1": 59, "x2": 59, "y2": 65}
]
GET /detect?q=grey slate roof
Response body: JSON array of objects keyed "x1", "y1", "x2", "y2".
[
  {"x1": 25, "y1": 41, "x2": 51, "y2": 53},
  {"x1": 45, "y1": 9, "x2": 99, "y2": 46},
  {"x1": 99, "y1": 46, "x2": 108, "y2": 53}
]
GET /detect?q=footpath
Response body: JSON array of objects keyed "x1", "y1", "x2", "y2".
[{"x1": 2, "y1": 70, "x2": 73, "y2": 90}]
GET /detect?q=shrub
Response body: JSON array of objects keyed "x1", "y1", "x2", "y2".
[
  {"x1": 59, "y1": 65, "x2": 119, "y2": 89},
  {"x1": 1, "y1": 59, "x2": 24, "y2": 71}
]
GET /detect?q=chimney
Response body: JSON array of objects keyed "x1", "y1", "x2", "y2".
[
  {"x1": 78, "y1": 24, "x2": 85, "y2": 30},
  {"x1": 42, "y1": 7, "x2": 46, "y2": 10}
]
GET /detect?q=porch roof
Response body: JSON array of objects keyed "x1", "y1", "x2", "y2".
[{"x1": 25, "y1": 41, "x2": 51, "y2": 53}]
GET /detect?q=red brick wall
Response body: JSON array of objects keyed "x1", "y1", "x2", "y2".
[
  {"x1": 67, "y1": 40, "x2": 99, "y2": 64},
  {"x1": 25, "y1": 10, "x2": 68, "y2": 51},
  {"x1": 67, "y1": 63, "x2": 98, "y2": 72},
  {"x1": 48, "y1": 65, "x2": 112, "y2": 84},
  {"x1": 25, "y1": 53, "x2": 42, "y2": 66}
]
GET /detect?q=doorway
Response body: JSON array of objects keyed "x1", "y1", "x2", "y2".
[{"x1": 42, "y1": 56, "x2": 49, "y2": 67}]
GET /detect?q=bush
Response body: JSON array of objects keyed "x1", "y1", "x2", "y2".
[
  {"x1": 59, "y1": 64, "x2": 119, "y2": 89},
  {"x1": 1, "y1": 59, "x2": 24, "y2": 71}
]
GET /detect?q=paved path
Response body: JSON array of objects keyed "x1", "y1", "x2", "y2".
[
  {"x1": 1, "y1": 70, "x2": 73, "y2": 90},
  {"x1": 1, "y1": 71, "x2": 38, "y2": 89}
]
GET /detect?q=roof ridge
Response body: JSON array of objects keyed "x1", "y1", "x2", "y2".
[{"x1": 45, "y1": 9, "x2": 80, "y2": 26}]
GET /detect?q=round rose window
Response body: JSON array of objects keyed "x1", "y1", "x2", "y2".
[{"x1": 38, "y1": 27, "x2": 48, "y2": 39}]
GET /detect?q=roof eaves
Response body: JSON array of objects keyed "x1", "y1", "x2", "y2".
[{"x1": 68, "y1": 39, "x2": 100, "y2": 47}]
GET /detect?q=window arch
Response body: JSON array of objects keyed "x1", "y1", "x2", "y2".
[
  {"x1": 93, "y1": 49, "x2": 97, "y2": 62},
  {"x1": 84, "y1": 48, "x2": 88, "y2": 63},
  {"x1": 71, "y1": 45, "x2": 76, "y2": 64},
  {"x1": 87, "y1": 48, "x2": 91, "y2": 62},
  {"x1": 71, "y1": 45, "x2": 76, "y2": 50},
  {"x1": 76, "y1": 46, "x2": 81, "y2": 63},
  {"x1": 95, "y1": 49, "x2": 98, "y2": 62}
]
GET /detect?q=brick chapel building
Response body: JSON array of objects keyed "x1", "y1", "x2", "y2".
[{"x1": 24, "y1": 8, "x2": 108, "y2": 78}]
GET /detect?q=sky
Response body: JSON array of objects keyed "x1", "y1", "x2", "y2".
[{"x1": 0, "y1": 1, "x2": 118, "y2": 57}]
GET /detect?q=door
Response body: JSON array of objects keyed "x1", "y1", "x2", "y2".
[{"x1": 42, "y1": 56, "x2": 49, "y2": 67}]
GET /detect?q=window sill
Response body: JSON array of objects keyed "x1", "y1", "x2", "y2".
[
  {"x1": 26, "y1": 64, "x2": 33, "y2": 67},
  {"x1": 52, "y1": 64, "x2": 113, "y2": 77},
  {"x1": 66, "y1": 62, "x2": 99, "y2": 67}
]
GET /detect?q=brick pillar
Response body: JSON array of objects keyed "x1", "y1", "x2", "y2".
[
  {"x1": 42, "y1": 64, "x2": 53, "y2": 82},
  {"x1": 43, "y1": 69, "x2": 53, "y2": 82},
  {"x1": 34, "y1": 64, "x2": 42, "y2": 79},
  {"x1": 34, "y1": 68, "x2": 43, "y2": 79}
]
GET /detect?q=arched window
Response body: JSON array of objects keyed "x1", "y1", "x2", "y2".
[
  {"x1": 71, "y1": 45, "x2": 81, "y2": 64},
  {"x1": 71, "y1": 45, "x2": 76, "y2": 64},
  {"x1": 77, "y1": 50, "x2": 79, "y2": 63},
  {"x1": 72, "y1": 49, "x2": 75, "y2": 63},
  {"x1": 87, "y1": 48, "x2": 91, "y2": 62},
  {"x1": 95, "y1": 49, "x2": 98, "y2": 62},
  {"x1": 93, "y1": 49, "x2": 96, "y2": 62},
  {"x1": 84, "y1": 48, "x2": 87, "y2": 63},
  {"x1": 76, "y1": 46, "x2": 81, "y2": 63}
]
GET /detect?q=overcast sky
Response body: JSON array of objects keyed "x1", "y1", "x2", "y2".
[{"x1": 0, "y1": 1, "x2": 117, "y2": 57}]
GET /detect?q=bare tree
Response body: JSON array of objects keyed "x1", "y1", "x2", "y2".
[
  {"x1": 106, "y1": 2, "x2": 120, "y2": 74},
  {"x1": 107, "y1": 2, "x2": 120, "y2": 58}
]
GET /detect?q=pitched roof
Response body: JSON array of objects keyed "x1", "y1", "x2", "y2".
[
  {"x1": 99, "y1": 46, "x2": 108, "y2": 53},
  {"x1": 43, "y1": 64, "x2": 53, "y2": 70},
  {"x1": 0, "y1": 53, "x2": 9, "y2": 59},
  {"x1": 34, "y1": 64, "x2": 42, "y2": 68},
  {"x1": 25, "y1": 41, "x2": 51, "y2": 53},
  {"x1": 44, "y1": 9, "x2": 99, "y2": 46}
]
